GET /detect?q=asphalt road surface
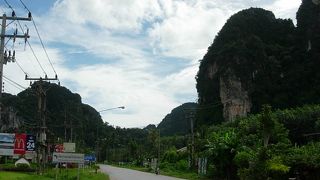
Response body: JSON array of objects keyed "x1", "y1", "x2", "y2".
[{"x1": 99, "y1": 164, "x2": 186, "y2": 180}]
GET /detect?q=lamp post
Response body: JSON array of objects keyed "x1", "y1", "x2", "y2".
[
  {"x1": 96, "y1": 106, "x2": 125, "y2": 162},
  {"x1": 98, "y1": 106, "x2": 125, "y2": 113}
]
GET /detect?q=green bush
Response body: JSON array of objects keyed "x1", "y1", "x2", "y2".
[
  {"x1": 162, "y1": 148, "x2": 178, "y2": 163},
  {"x1": 16, "y1": 163, "x2": 30, "y2": 169},
  {"x1": 176, "y1": 159, "x2": 188, "y2": 171},
  {"x1": 0, "y1": 163, "x2": 35, "y2": 172}
]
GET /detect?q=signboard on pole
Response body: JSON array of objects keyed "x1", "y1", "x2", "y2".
[
  {"x1": 54, "y1": 144, "x2": 64, "y2": 152},
  {"x1": 84, "y1": 155, "x2": 96, "y2": 162},
  {"x1": 0, "y1": 133, "x2": 14, "y2": 156},
  {"x1": 52, "y1": 152, "x2": 84, "y2": 163},
  {"x1": 14, "y1": 133, "x2": 26, "y2": 155},
  {"x1": 63, "y1": 142, "x2": 75, "y2": 153},
  {"x1": 26, "y1": 135, "x2": 36, "y2": 152}
]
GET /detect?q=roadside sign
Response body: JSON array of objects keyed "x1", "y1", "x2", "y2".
[
  {"x1": 26, "y1": 135, "x2": 36, "y2": 151},
  {"x1": 63, "y1": 142, "x2": 75, "y2": 152},
  {"x1": 0, "y1": 133, "x2": 14, "y2": 156},
  {"x1": 14, "y1": 133, "x2": 26, "y2": 155},
  {"x1": 84, "y1": 155, "x2": 96, "y2": 162},
  {"x1": 52, "y1": 152, "x2": 84, "y2": 163},
  {"x1": 55, "y1": 144, "x2": 64, "y2": 152}
]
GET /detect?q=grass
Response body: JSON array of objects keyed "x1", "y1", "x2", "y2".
[
  {"x1": 160, "y1": 169, "x2": 208, "y2": 180},
  {"x1": 0, "y1": 171, "x2": 51, "y2": 180},
  {"x1": 0, "y1": 167, "x2": 109, "y2": 180},
  {"x1": 44, "y1": 167, "x2": 109, "y2": 180}
]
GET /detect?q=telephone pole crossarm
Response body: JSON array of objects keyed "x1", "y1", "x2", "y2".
[
  {"x1": 25, "y1": 75, "x2": 58, "y2": 81},
  {"x1": 0, "y1": 16, "x2": 31, "y2": 21},
  {"x1": 2, "y1": 34, "x2": 30, "y2": 38}
]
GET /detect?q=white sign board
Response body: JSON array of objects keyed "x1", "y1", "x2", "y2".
[
  {"x1": 63, "y1": 142, "x2": 76, "y2": 152},
  {"x1": 0, "y1": 133, "x2": 14, "y2": 156},
  {"x1": 53, "y1": 152, "x2": 84, "y2": 163}
]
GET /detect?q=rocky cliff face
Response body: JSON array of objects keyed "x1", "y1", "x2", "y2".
[
  {"x1": 0, "y1": 107, "x2": 23, "y2": 132},
  {"x1": 196, "y1": 1, "x2": 320, "y2": 125},
  {"x1": 219, "y1": 69, "x2": 251, "y2": 121}
]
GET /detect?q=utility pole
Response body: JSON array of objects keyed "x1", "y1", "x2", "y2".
[
  {"x1": 157, "y1": 129, "x2": 160, "y2": 174},
  {"x1": 0, "y1": 13, "x2": 31, "y2": 126},
  {"x1": 64, "y1": 107, "x2": 67, "y2": 142},
  {"x1": 25, "y1": 75, "x2": 58, "y2": 174},
  {"x1": 70, "y1": 115, "x2": 73, "y2": 142},
  {"x1": 185, "y1": 109, "x2": 195, "y2": 168}
]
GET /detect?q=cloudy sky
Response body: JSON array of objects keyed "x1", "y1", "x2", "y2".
[{"x1": 1, "y1": 0, "x2": 301, "y2": 128}]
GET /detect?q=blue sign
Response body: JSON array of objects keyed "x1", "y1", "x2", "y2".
[
  {"x1": 84, "y1": 155, "x2": 96, "y2": 162},
  {"x1": 26, "y1": 135, "x2": 36, "y2": 151}
]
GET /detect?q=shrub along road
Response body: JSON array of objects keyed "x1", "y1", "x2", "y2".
[{"x1": 99, "y1": 164, "x2": 185, "y2": 180}]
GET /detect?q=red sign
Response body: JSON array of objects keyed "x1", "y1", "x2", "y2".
[
  {"x1": 14, "y1": 133, "x2": 26, "y2": 155},
  {"x1": 55, "y1": 144, "x2": 64, "y2": 152}
]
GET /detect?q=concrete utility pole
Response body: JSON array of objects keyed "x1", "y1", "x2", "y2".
[
  {"x1": 185, "y1": 109, "x2": 195, "y2": 168},
  {"x1": 0, "y1": 13, "x2": 31, "y2": 126},
  {"x1": 25, "y1": 75, "x2": 57, "y2": 174}
]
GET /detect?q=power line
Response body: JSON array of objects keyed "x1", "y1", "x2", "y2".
[
  {"x1": 3, "y1": 0, "x2": 47, "y2": 76},
  {"x1": 19, "y1": 0, "x2": 58, "y2": 79},
  {"x1": 3, "y1": 75, "x2": 27, "y2": 89},
  {"x1": 31, "y1": 19, "x2": 57, "y2": 77},
  {"x1": 3, "y1": 78, "x2": 24, "y2": 91},
  {"x1": 19, "y1": 0, "x2": 30, "y2": 12},
  {"x1": 3, "y1": 0, "x2": 12, "y2": 10},
  {"x1": 25, "y1": 40, "x2": 47, "y2": 75},
  {"x1": 15, "y1": 59, "x2": 28, "y2": 75},
  {"x1": 15, "y1": 18, "x2": 47, "y2": 76}
]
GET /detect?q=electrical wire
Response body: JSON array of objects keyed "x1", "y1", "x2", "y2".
[
  {"x1": 16, "y1": 19, "x2": 47, "y2": 76},
  {"x1": 3, "y1": 0, "x2": 47, "y2": 76},
  {"x1": 19, "y1": 0, "x2": 30, "y2": 12},
  {"x1": 15, "y1": 59, "x2": 28, "y2": 75},
  {"x1": 25, "y1": 40, "x2": 47, "y2": 76},
  {"x1": 3, "y1": 75, "x2": 27, "y2": 89},
  {"x1": 3, "y1": 78, "x2": 24, "y2": 91},
  {"x1": 3, "y1": 0, "x2": 12, "y2": 9},
  {"x1": 32, "y1": 18, "x2": 58, "y2": 77},
  {"x1": 19, "y1": 0, "x2": 58, "y2": 78}
]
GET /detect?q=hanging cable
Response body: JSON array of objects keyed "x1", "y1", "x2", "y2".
[
  {"x1": 31, "y1": 18, "x2": 58, "y2": 77},
  {"x1": 4, "y1": 0, "x2": 47, "y2": 76},
  {"x1": 16, "y1": 16, "x2": 47, "y2": 76},
  {"x1": 26, "y1": 40, "x2": 47, "y2": 76},
  {"x1": 3, "y1": 78, "x2": 24, "y2": 91},
  {"x1": 3, "y1": 75, "x2": 27, "y2": 89},
  {"x1": 3, "y1": 0, "x2": 13, "y2": 10},
  {"x1": 15, "y1": 59, "x2": 28, "y2": 76},
  {"x1": 19, "y1": 0, "x2": 58, "y2": 79},
  {"x1": 19, "y1": 0, "x2": 30, "y2": 12}
]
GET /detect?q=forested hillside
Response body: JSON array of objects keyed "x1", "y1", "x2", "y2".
[
  {"x1": 193, "y1": 0, "x2": 320, "y2": 179},
  {"x1": 157, "y1": 103, "x2": 197, "y2": 136},
  {"x1": 196, "y1": 0, "x2": 320, "y2": 125}
]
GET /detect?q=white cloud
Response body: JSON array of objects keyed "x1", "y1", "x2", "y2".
[
  {"x1": 51, "y1": 0, "x2": 162, "y2": 32},
  {"x1": 149, "y1": 0, "x2": 229, "y2": 60},
  {"x1": 263, "y1": 0, "x2": 301, "y2": 22},
  {"x1": 58, "y1": 64, "x2": 184, "y2": 127},
  {"x1": 1, "y1": 0, "x2": 301, "y2": 127}
]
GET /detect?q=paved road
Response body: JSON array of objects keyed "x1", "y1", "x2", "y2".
[{"x1": 99, "y1": 164, "x2": 185, "y2": 180}]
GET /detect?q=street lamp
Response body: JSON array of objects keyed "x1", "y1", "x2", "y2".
[
  {"x1": 98, "y1": 106, "x2": 125, "y2": 113},
  {"x1": 96, "y1": 106, "x2": 125, "y2": 162}
]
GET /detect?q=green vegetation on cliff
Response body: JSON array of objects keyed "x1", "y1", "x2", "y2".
[
  {"x1": 196, "y1": 0, "x2": 320, "y2": 125},
  {"x1": 157, "y1": 103, "x2": 197, "y2": 136}
]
